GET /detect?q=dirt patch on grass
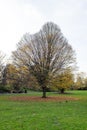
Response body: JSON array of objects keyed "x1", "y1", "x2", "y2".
[{"x1": 9, "y1": 96, "x2": 79, "y2": 102}]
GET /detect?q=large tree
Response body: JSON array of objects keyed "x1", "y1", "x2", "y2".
[{"x1": 12, "y1": 22, "x2": 76, "y2": 97}]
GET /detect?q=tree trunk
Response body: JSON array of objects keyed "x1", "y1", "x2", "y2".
[
  {"x1": 42, "y1": 87, "x2": 47, "y2": 98},
  {"x1": 60, "y1": 88, "x2": 65, "y2": 94}
]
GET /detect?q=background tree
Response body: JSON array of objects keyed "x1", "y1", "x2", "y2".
[
  {"x1": 0, "y1": 51, "x2": 5, "y2": 82},
  {"x1": 84, "y1": 77, "x2": 87, "y2": 90},
  {"x1": 75, "y1": 72, "x2": 86, "y2": 90},
  {"x1": 51, "y1": 69, "x2": 74, "y2": 93},
  {"x1": 12, "y1": 22, "x2": 76, "y2": 98},
  {"x1": 2, "y1": 64, "x2": 30, "y2": 93},
  {"x1": 0, "y1": 51, "x2": 6, "y2": 92}
]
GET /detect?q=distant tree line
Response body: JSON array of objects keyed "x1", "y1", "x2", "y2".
[{"x1": 0, "y1": 63, "x2": 87, "y2": 94}]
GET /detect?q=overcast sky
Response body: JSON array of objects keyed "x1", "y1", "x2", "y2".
[{"x1": 0, "y1": 0, "x2": 87, "y2": 73}]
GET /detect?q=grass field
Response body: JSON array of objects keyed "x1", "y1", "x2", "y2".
[{"x1": 0, "y1": 90, "x2": 87, "y2": 130}]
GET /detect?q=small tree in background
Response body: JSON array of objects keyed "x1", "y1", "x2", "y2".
[
  {"x1": 51, "y1": 69, "x2": 74, "y2": 93},
  {"x1": 2, "y1": 64, "x2": 29, "y2": 93},
  {"x1": 84, "y1": 78, "x2": 87, "y2": 90},
  {"x1": 0, "y1": 51, "x2": 5, "y2": 84},
  {"x1": 75, "y1": 72, "x2": 86, "y2": 90}
]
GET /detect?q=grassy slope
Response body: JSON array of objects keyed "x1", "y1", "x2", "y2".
[{"x1": 0, "y1": 90, "x2": 87, "y2": 130}]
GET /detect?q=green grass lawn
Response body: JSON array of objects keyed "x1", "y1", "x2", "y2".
[{"x1": 0, "y1": 90, "x2": 87, "y2": 130}]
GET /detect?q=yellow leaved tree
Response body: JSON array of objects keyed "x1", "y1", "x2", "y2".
[{"x1": 51, "y1": 69, "x2": 74, "y2": 93}]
